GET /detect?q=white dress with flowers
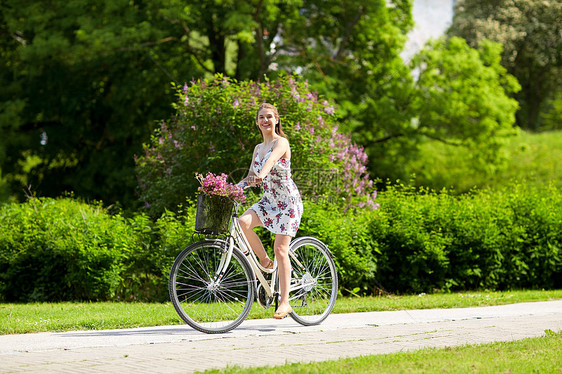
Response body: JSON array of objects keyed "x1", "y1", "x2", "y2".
[{"x1": 251, "y1": 146, "x2": 303, "y2": 237}]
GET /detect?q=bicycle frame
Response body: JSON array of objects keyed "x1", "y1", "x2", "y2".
[{"x1": 213, "y1": 203, "x2": 311, "y2": 301}]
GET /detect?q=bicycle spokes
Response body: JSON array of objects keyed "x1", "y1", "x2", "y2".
[
  {"x1": 287, "y1": 238, "x2": 338, "y2": 325},
  {"x1": 169, "y1": 240, "x2": 255, "y2": 334}
]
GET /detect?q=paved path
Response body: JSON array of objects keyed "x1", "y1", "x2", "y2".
[{"x1": 1, "y1": 300, "x2": 561, "y2": 373}]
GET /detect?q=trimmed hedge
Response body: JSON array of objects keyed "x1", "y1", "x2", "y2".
[
  {"x1": 299, "y1": 183, "x2": 561, "y2": 294},
  {"x1": 0, "y1": 198, "x2": 136, "y2": 301},
  {"x1": 366, "y1": 183, "x2": 561, "y2": 293},
  {"x1": 0, "y1": 183, "x2": 560, "y2": 301}
]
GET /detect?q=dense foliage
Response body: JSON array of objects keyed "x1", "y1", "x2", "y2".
[
  {"x1": 0, "y1": 197, "x2": 137, "y2": 301},
  {"x1": 0, "y1": 0, "x2": 412, "y2": 207},
  {"x1": 374, "y1": 183, "x2": 561, "y2": 293},
  {"x1": 0, "y1": 0, "x2": 204, "y2": 207},
  {"x1": 1, "y1": 181, "x2": 560, "y2": 302},
  {"x1": 135, "y1": 74, "x2": 377, "y2": 216},
  {"x1": 448, "y1": 0, "x2": 562, "y2": 131},
  {"x1": 360, "y1": 36, "x2": 520, "y2": 183}
]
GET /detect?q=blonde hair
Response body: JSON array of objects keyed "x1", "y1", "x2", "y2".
[{"x1": 256, "y1": 103, "x2": 287, "y2": 139}]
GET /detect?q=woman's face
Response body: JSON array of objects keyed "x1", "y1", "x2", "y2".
[{"x1": 256, "y1": 108, "x2": 278, "y2": 135}]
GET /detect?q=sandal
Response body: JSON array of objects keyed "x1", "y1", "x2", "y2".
[
  {"x1": 273, "y1": 306, "x2": 293, "y2": 319},
  {"x1": 261, "y1": 257, "x2": 274, "y2": 270}
]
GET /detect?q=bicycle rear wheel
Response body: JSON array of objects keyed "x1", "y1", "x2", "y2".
[
  {"x1": 169, "y1": 239, "x2": 255, "y2": 334},
  {"x1": 288, "y1": 237, "x2": 338, "y2": 325}
]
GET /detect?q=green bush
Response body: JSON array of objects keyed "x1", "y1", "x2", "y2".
[
  {"x1": 299, "y1": 182, "x2": 561, "y2": 295},
  {"x1": 1, "y1": 183, "x2": 559, "y2": 302},
  {"x1": 298, "y1": 201, "x2": 377, "y2": 295},
  {"x1": 0, "y1": 197, "x2": 137, "y2": 301},
  {"x1": 122, "y1": 205, "x2": 197, "y2": 302},
  {"x1": 372, "y1": 183, "x2": 562, "y2": 293}
]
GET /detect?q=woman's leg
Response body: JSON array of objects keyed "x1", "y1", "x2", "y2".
[
  {"x1": 238, "y1": 210, "x2": 271, "y2": 267},
  {"x1": 273, "y1": 234, "x2": 292, "y2": 317}
]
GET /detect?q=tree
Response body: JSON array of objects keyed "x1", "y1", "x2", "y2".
[
  {"x1": 5, "y1": 0, "x2": 518, "y2": 206},
  {"x1": 0, "y1": 0, "x2": 413, "y2": 206},
  {"x1": 447, "y1": 0, "x2": 562, "y2": 130},
  {"x1": 359, "y1": 37, "x2": 521, "y2": 183},
  {"x1": 269, "y1": 0, "x2": 417, "y2": 186},
  {"x1": 410, "y1": 37, "x2": 520, "y2": 165},
  {"x1": 0, "y1": 0, "x2": 205, "y2": 206}
]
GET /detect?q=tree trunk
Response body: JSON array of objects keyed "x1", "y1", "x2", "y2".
[{"x1": 206, "y1": 15, "x2": 226, "y2": 74}]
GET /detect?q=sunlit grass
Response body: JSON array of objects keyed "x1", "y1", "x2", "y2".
[
  {"x1": 1, "y1": 289, "x2": 560, "y2": 334},
  {"x1": 203, "y1": 331, "x2": 562, "y2": 373},
  {"x1": 410, "y1": 130, "x2": 562, "y2": 192}
]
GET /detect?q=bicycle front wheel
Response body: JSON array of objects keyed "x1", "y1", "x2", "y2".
[
  {"x1": 288, "y1": 237, "x2": 338, "y2": 325},
  {"x1": 169, "y1": 240, "x2": 255, "y2": 334}
]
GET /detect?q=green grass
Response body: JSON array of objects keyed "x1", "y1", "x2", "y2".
[
  {"x1": 1, "y1": 289, "x2": 561, "y2": 335},
  {"x1": 409, "y1": 130, "x2": 562, "y2": 192},
  {"x1": 202, "y1": 330, "x2": 562, "y2": 374}
]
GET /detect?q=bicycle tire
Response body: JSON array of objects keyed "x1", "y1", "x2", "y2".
[
  {"x1": 287, "y1": 237, "x2": 338, "y2": 326},
  {"x1": 169, "y1": 239, "x2": 255, "y2": 334}
]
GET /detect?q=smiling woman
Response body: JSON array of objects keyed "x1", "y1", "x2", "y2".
[{"x1": 236, "y1": 103, "x2": 304, "y2": 320}]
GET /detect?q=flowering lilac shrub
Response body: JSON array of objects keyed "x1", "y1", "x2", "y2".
[{"x1": 135, "y1": 74, "x2": 378, "y2": 215}]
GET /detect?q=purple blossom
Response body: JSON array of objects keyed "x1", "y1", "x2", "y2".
[
  {"x1": 233, "y1": 99, "x2": 240, "y2": 108},
  {"x1": 295, "y1": 122, "x2": 301, "y2": 131},
  {"x1": 331, "y1": 125, "x2": 339, "y2": 136},
  {"x1": 183, "y1": 82, "x2": 188, "y2": 93}
]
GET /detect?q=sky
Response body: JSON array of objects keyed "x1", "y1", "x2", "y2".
[{"x1": 402, "y1": 0, "x2": 456, "y2": 61}]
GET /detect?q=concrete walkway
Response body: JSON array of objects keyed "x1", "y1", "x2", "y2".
[{"x1": 1, "y1": 300, "x2": 561, "y2": 373}]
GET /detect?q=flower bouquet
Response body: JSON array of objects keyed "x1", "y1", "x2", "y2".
[{"x1": 194, "y1": 172, "x2": 245, "y2": 234}]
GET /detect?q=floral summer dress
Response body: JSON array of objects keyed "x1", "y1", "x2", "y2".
[{"x1": 251, "y1": 144, "x2": 303, "y2": 237}]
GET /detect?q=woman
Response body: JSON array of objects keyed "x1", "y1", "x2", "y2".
[{"x1": 237, "y1": 103, "x2": 303, "y2": 319}]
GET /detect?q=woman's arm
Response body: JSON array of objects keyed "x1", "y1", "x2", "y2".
[
  {"x1": 237, "y1": 144, "x2": 260, "y2": 187},
  {"x1": 256, "y1": 138, "x2": 289, "y2": 180}
]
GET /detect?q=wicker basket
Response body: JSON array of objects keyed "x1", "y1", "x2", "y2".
[{"x1": 195, "y1": 194, "x2": 234, "y2": 234}]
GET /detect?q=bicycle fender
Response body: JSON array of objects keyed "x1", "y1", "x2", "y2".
[{"x1": 289, "y1": 236, "x2": 335, "y2": 258}]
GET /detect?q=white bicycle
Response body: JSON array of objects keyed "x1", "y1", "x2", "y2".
[{"x1": 169, "y1": 199, "x2": 338, "y2": 334}]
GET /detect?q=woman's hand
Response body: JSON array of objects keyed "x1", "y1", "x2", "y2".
[{"x1": 247, "y1": 175, "x2": 263, "y2": 186}]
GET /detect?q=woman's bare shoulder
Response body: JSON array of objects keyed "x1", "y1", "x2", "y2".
[{"x1": 274, "y1": 137, "x2": 289, "y2": 148}]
